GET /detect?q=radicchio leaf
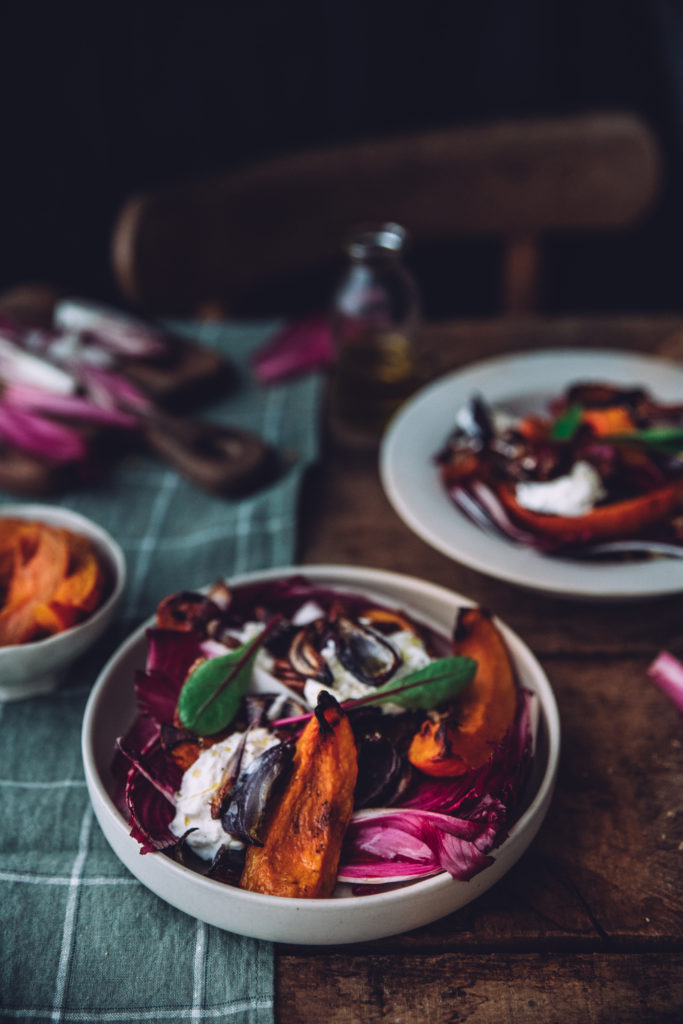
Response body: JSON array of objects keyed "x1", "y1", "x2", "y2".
[
  {"x1": 123, "y1": 739, "x2": 183, "y2": 854},
  {"x1": 147, "y1": 627, "x2": 203, "y2": 678},
  {"x1": 133, "y1": 628, "x2": 205, "y2": 725}
]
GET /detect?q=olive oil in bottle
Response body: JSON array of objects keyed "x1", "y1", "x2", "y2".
[{"x1": 330, "y1": 223, "x2": 421, "y2": 446}]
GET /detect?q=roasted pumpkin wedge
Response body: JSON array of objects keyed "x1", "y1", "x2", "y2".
[
  {"x1": 240, "y1": 691, "x2": 358, "y2": 898},
  {"x1": 495, "y1": 479, "x2": 683, "y2": 542},
  {"x1": 408, "y1": 607, "x2": 517, "y2": 777}
]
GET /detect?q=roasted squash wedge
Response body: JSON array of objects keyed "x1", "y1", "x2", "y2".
[
  {"x1": 495, "y1": 479, "x2": 683, "y2": 542},
  {"x1": 240, "y1": 691, "x2": 357, "y2": 898},
  {"x1": 408, "y1": 607, "x2": 516, "y2": 777}
]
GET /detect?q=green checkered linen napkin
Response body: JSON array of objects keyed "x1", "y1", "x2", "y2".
[{"x1": 0, "y1": 321, "x2": 323, "y2": 1024}]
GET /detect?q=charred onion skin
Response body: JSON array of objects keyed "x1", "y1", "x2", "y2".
[
  {"x1": 287, "y1": 621, "x2": 333, "y2": 685},
  {"x1": 408, "y1": 607, "x2": 516, "y2": 778},
  {"x1": 240, "y1": 692, "x2": 358, "y2": 898}
]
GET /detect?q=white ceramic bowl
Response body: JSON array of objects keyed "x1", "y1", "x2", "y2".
[
  {"x1": 0, "y1": 504, "x2": 126, "y2": 701},
  {"x1": 82, "y1": 564, "x2": 560, "y2": 945}
]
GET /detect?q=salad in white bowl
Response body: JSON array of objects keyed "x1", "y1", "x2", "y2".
[{"x1": 114, "y1": 574, "x2": 537, "y2": 898}]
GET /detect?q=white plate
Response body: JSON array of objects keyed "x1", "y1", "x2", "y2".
[
  {"x1": 380, "y1": 348, "x2": 683, "y2": 601},
  {"x1": 82, "y1": 564, "x2": 559, "y2": 945}
]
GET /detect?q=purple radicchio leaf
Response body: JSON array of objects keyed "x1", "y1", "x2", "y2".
[
  {"x1": 398, "y1": 688, "x2": 535, "y2": 817},
  {"x1": 122, "y1": 738, "x2": 183, "y2": 854},
  {"x1": 224, "y1": 575, "x2": 421, "y2": 631},
  {"x1": 134, "y1": 669, "x2": 180, "y2": 727},
  {"x1": 146, "y1": 626, "x2": 204, "y2": 682},
  {"x1": 111, "y1": 714, "x2": 161, "y2": 815},
  {"x1": 133, "y1": 628, "x2": 206, "y2": 725}
]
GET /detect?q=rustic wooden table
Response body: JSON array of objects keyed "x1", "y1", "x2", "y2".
[{"x1": 282, "y1": 318, "x2": 683, "y2": 1024}]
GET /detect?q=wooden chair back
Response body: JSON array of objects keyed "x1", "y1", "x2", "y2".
[{"x1": 111, "y1": 113, "x2": 660, "y2": 318}]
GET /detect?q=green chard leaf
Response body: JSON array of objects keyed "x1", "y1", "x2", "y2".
[
  {"x1": 177, "y1": 619, "x2": 278, "y2": 735},
  {"x1": 549, "y1": 403, "x2": 584, "y2": 441},
  {"x1": 605, "y1": 426, "x2": 683, "y2": 454},
  {"x1": 346, "y1": 655, "x2": 478, "y2": 712}
]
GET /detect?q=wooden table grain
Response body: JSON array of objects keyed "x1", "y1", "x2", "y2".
[{"x1": 282, "y1": 317, "x2": 683, "y2": 1024}]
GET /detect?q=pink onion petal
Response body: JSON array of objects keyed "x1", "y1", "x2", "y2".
[
  {"x1": 77, "y1": 363, "x2": 151, "y2": 413},
  {"x1": 647, "y1": 651, "x2": 683, "y2": 712},
  {"x1": 338, "y1": 808, "x2": 497, "y2": 884},
  {"x1": 251, "y1": 315, "x2": 334, "y2": 384},
  {"x1": 0, "y1": 403, "x2": 86, "y2": 462},
  {"x1": 85, "y1": 325, "x2": 167, "y2": 360},
  {"x1": 200, "y1": 638, "x2": 233, "y2": 660},
  {"x1": 0, "y1": 336, "x2": 76, "y2": 394},
  {"x1": 3, "y1": 381, "x2": 139, "y2": 428},
  {"x1": 53, "y1": 300, "x2": 168, "y2": 359}
]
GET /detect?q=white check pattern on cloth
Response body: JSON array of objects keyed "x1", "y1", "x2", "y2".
[{"x1": 0, "y1": 321, "x2": 323, "y2": 1024}]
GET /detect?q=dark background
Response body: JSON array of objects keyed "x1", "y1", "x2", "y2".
[{"x1": 2, "y1": 1, "x2": 683, "y2": 318}]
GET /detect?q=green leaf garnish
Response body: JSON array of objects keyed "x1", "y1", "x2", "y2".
[
  {"x1": 549, "y1": 403, "x2": 584, "y2": 441},
  {"x1": 345, "y1": 655, "x2": 478, "y2": 712},
  {"x1": 177, "y1": 619, "x2": 279, "y2": 735},
  {"x1": 605, "y1": 426, "x2": 683, "y2": 454}
]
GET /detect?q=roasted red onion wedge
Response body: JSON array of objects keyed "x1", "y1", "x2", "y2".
[
  {"x1": 220, "y1": 740, "x2": 295, "y2": 845},
  {"x1": 334, "y1": 615, "x2": 400, "y2": 686}
]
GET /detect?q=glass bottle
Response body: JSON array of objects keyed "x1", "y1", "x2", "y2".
[{"x1": 330, "y1": 222, "x2": 421, "y2": 445}]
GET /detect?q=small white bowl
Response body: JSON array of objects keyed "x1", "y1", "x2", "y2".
[
  {"x1": 82, "y1": 564, "x2": 559, "y2": 945},
  {"x1": 0, "y1": 504, "x2": 126, "y2": 701}
]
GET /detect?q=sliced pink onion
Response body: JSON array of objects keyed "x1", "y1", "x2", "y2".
[
  {"x1": 200, "y1": 638, "x2": 233, "y2": 659},
  {"x1": 466, "y1": 480, "x2": 539, "y2": 544},
  {"x1": 0, "y1": 404, "x2": 86, "y2": 462},
  {"x1": 77, "y1": 363, "x2": 151, "y2": 413},
  {"x1": 338, "y1": 807, "x2": 496, "y2": 884},
  {"x1": 251, "y1": 315, "x2": 334, "y2": 383},
  {"x1": 53, "y1": 299, "x2": 168, "y2": 359},
  {"x1": 0, "y1": 337, "x2": 75, "y2": 394},
  {"x1": 3, "y1": 381, "x2": 139, "y2": 427},
  {"x1": 647, "y1": 651, "x2": 683, "y2": 712}
]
